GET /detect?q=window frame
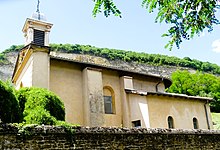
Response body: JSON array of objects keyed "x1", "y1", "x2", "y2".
[
  {"x1": 132, "y1": 120, "x2": 141, "y2": 128},
  {"x1": 104, "y1": 96, "x2": 113, "y2": 114},
  {"x1": 103, "y1": 86, "x2": 115, "y2": 114},
  {"x1": 167, "y1": 116, "x2": 174, "y2": 129},
  {"x1": 193, "y1": 117, "x2": 199, "y2": 129}
]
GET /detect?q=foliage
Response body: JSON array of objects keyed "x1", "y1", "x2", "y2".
[
  {"x1": 93, "y1": 0, "x2": 220, "y2": 50},
  {"x1": 211, "y1": 113, "x2": 220, "y2": 130},
  {"x1": 168, "y1": 70, "x2": 220, "y2": 112},
  {"x1": 16, "y1": 87, "x2": 65, "y2": 125},
  {"x1": 3, "y1": 45, "x2": 24, "y2": 53},
  {"x1": 0, "y1": 80, "x2": 21, "y2": 123},
  {"x1": 92, "y1": 0, "x2": 121, "y2": 17},
  {"x1": 49, "y1": 43, "x2": 220, "y2": 74},
  {"x1": 0, "y1": 45, "x2": 23, "y2": 65},
  {"x1": 1, "y1": 44, "x2": 220, "y2": 74},
  {"x1": 24, "y1": 107, "x2": 57, "y2": 125}
]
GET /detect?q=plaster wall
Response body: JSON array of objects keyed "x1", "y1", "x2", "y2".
[
  {"x1": 128, "y1": 94, "x2": 150, "y2": 128},
  {"x1": 147, "y1": 95, "x2": 213, "y2": 129},
  {"x1": 32, "y1": 52, "x2": 49, "y2": 89},
  {"x1": 15, "y1": 55, "x2": 33, "y2": 89},
  {"x1": 133, "y1": 76, "x2": 165, "y2": 92},
  {"x1": 83, "y1": 68, "x2": 104, "y2": 127},
  {"x1": 102, "y1": 70, "x2": 122, "y2": 127},
  {"x1": 49, "y1": 60, "x2": 84, "y2": 125}
]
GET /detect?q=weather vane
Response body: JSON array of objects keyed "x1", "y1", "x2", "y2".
[{"x1": 36, "y1": 0, "x2": 40, "y2": 20}]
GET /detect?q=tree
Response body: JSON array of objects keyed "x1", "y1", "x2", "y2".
[
  {"x1": 92, "y1": 0, "x2": 220, "y2": 50},
  {"x1": 0, "y1": 80, "x2": 21, "y2": 123},
  {"x1": 168, "y1": 70, "x2": 220, "y2": 112}
]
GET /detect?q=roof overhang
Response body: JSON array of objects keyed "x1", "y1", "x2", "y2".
[{"x1": 125, "y1": 89, "x2": 213, "y2": 102}]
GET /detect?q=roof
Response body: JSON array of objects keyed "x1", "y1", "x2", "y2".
[
  {"x1": 125, "y1": 89, "x2": 213, "y2": 101},
  {"x1": 49, "y1": 55, "x2": 172, "y2": 88}
]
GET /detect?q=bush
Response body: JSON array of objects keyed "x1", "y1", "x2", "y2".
[
  {"x1": 0, "y1": 80, "x2": 21, "y2": 123},
  {"x1": 16, "y1": 87, "x2": 65, "y2": 125},
  {"x1": 24, "y1": 107, "x2": 57, "y2": 125}
]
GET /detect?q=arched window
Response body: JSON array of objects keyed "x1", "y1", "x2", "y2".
[
  {"x1": 193, "y1": 117, "x2": 199, "y2": 129},
  {"x1": 167, "y1": 116, "x2": 174, "y2": 129},
  {"x1": 103, "y1": 86, "x2": 115, "y2": 114}
]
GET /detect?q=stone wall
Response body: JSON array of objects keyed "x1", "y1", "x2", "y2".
[{"x1": 0, "y1": 124, "x2": 220, "y2": 149}]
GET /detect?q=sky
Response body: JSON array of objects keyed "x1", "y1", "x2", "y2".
[{"x1": 0, "y1": 0, "x2": 220, "y2": 65}]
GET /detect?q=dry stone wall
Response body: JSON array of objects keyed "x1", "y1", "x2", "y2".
[{"x1": 0, "y1": 124, "x2": 220, "y2": 150}]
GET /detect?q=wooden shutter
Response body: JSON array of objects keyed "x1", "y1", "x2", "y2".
[{"x1": 34, "y1": 29, "x2": 45, "y2": 46}]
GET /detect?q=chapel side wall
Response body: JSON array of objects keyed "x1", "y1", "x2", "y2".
[
  {"x1": 128, "y1": 94, "x2": 150, "y2": 128},
  {"x1": 133, "y1": 76, "x2": 165, "y2": 92},
  {"x1": 15, "y1": 55, "x2": 33, "y2": 89},
  {"x1": 32, "y1": 52, "x2": 50, "y2": 89},
  {"x1": 147, "y1": 95, "x2": 212, "y2": 129},
  {"x1": 102, "y1": 70, "x2": 122, "y2": 127},
  {"x1": 49, "y1": 60, "x2": 84, "y2": 125}
]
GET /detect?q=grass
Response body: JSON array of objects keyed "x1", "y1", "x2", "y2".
[{"x1": 211, "y1": 113, "x2": 220, "y2": 130}]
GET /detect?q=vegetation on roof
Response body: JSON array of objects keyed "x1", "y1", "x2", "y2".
[{"x1": 1, "y1": 44, "x2": 220, "y2": 75}]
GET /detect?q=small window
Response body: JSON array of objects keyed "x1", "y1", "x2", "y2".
[
  {"x1": 193, "y1": 117, "x2": 199, "y2": 129},
  {"x1": 103, "y1": 86, "x2": 115, "y2": 114},
  {"x1": 104, "y1": 96, "x2": 113, "y2": 114},
  {"x1": 168, "y1": 116, "x2": 174, "y2": 129},
  {"x1": 132, "y1": 120, "x2": 141, "y2": 128}
]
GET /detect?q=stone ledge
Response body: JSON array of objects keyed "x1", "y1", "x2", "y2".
[{"x1": 0, "y1": 124, "x2": 219, "y2": 135}]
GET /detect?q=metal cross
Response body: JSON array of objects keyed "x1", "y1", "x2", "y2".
[
  {"x1": 36, "y1": 0, "x2": 40, "y2": 20},
  {"x1": 36, "y1": 0, "x2": 40, "y2": 13}
]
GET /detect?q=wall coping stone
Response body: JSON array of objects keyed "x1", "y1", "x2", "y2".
[{"x1": 0, "y1": 124, "x2": 219, "y2": 135}]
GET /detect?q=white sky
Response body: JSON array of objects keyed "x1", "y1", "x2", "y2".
[{"x1": 0, "y1": 0, "x2": 220, "y2": 65}]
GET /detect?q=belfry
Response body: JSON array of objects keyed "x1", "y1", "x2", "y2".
[{"x1": 22, "y1": 0, "x2": 53, "y2": 46}]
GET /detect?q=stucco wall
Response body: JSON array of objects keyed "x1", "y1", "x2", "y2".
[
  {"x1": 133, "y1": 75, "x2": 165, "y2": 92},
  {"x1": 50, "y1": 60, "x2": 84, "y2": 125},
  {"x1": 83, "y1": 68, "x2": 104, "y2": 127},
  {"x1": 128, "y1": 94, "x2": 150, "y2": 128},
  {"x1": 32, "y1": 52, "x2": 50, "y2": 89},
  {"x1": 102, "y1": 69, "x2": 122, "y2": 127},
  {"x1": 0, "y1": 125, "x2": 220, "y2": 150},
  {"x1": 147, "y1": 95, "x2": 213, "y2": 129},
  {"x1": 15, "y1": 55, "x2": 33, "y2": 89}
]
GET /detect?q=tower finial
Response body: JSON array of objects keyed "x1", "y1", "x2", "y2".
[{"x1": 36, "y1": 0, "x2": 40, "y2": 20}]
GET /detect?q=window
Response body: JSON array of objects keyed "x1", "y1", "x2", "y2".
[
  {"x1": 104, "y1": 96, "x2": 113, "y2": 114},
  {"x1": 193, "y1": 117, "x2": 199, "y2": 129},
  {"x1": 132, "y1": 120, "x2": 141, "y2": 128},
  {"x1": 103, "y1": 86, "x2": 115, "y2": 114},
  {"x1": 168, "y1": 116, "x2": 174, "y2": 129},
  {"x1": 34, "y1": 29, "x2": 45, "y2": 46}
]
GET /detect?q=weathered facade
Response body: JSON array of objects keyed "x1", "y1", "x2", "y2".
[{"x1": 12, "y1": 15, "x2": 213, "y2": 129}]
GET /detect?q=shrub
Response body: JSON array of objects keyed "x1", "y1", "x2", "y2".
[
  {"x1": 24, "y1": 107, "x2": 57, "y2": 125},
  {"x1": 16, "y1": 87, "x2": 65, "y2": 125},
  {"x1": 0, "y1": 80, "x2": 21, "y2": 123}
]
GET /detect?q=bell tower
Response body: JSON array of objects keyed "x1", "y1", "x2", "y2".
[
  {"x1": 12, "y1": 0, "x2": 53, "y2": 90},
  {"x1": 22, "y1": 0, "x2": 53, "y2": 46}
]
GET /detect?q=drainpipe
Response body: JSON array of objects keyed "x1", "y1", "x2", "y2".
[
  {"x1": 204, "y1": 100, "x2": 210, "y2": 130},
  {"x1": 156, "y1": 77, "x2": 164, "y2": 92}
]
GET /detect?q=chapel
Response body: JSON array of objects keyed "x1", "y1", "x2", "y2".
[{"x1": 12, "y1": 10, "x2": 213, "y2": 129}]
